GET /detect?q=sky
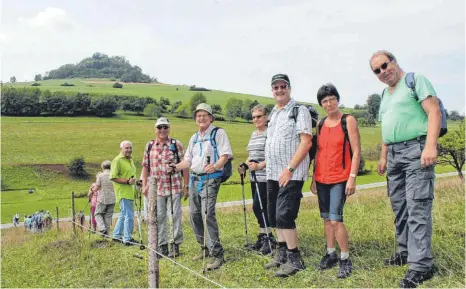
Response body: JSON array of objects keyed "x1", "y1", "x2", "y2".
[{"x1": 1, "y1": 0, "x2": 464, "y2": 112}]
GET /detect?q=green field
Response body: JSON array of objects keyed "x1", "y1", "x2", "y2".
[
  {"x1": 1, "y1": 178, "x2": 464, "y2": 288},
  {"x1": 1, "y1": 114, "x2": 461, "y2": 223},
  {"x1": 8, "y1": 78, "x2": 278, "y2": 109}
]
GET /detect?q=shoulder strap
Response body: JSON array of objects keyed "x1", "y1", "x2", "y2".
[
  {"x1": 290, "y1": 104, "x2": 300, "y2": 123},
  {"x1": 405, "y1": 72, "x2": 418, "y2": 101},
  {"x1": 170, "y1": 138, "x2": 180, "y2": 163},
  {"x1": 210, "y1": 127, "x2": 220, "y2": 162},
  {"x1": 340, "y1": 114, "x2": 352, "y2": 169},
  {"x1": 317, "y1": 117, "x2": 327, "y2": 135}
]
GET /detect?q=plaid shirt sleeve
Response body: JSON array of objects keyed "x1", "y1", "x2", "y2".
[
  {"x1": 141, "y1": 141, "x2": 151, "y2": 169},
  {"x1": 296, "y1": 106, "x2": 313, "y2": 136}
]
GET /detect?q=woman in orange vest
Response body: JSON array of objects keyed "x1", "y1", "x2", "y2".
[{"x1": 311, "y1": 83, "x2": 361, "y2": 279}]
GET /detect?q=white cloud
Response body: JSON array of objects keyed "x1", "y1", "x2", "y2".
[
  {"x1": 0, "y1": 33, "x2": 7, "y2": 44},
  {"x1": 23, "y1": 7, "x2": 75, "y2": 31}
]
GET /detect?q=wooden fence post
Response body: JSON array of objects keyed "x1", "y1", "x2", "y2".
[
  {"x1": 71, "y1": 191, "x2": 76, "y2": 235},
  {"x1": 148, "y1": 177, "x2": 159, "y2": 288}
]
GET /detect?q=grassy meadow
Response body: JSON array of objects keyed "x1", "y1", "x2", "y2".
[
  {"x1": 1, "y1": 79, "x2": 463, "y2": 223},
  {"x1": 1, "y1": 178, "x2": 464, "y2": 288},
  {"x1": 7, "y1": 78, "x2": 278, "y2": 109},
  {"x1": 1, "y1": 114, "x2": 461, "y2": 223}
]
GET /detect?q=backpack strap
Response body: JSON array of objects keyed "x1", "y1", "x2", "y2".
[
  {"x1": 317, "y1": 117, "x2": 327, "y2": 135},
  {"x1": 170, "y1": 138, "x2": 180, "y2": 163},
  {"x1": 210, "y1": 127, "x2": 220, "y2": 163},
  {"x1": 340, "y1": 114, "x2": 353, "y2": 169},
  {"x1": 290, "y1": 104, "x2": 300, "y2": 123},
  {"x1": 405, "y1": 72, "x2": 419, "y2": 101}
]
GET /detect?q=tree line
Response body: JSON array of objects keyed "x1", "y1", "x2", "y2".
[{"x1": 0, "y1": 86, "x2": 165, "y2": 117}]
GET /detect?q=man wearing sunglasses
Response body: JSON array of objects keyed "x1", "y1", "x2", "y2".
[
  {"x1": 371, "y1": 50, "x2": 441, "y2": 288},
  {"x1": 264, "y1": 74, "x2": 313, "y2": 277},
  {"x1": 141, "y1": 117, "x2": 189, "y2": 258}
]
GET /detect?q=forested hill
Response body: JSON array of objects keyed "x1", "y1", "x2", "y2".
[{"x1": 42, "y1": 52, "x2": 155, "y2": 83}]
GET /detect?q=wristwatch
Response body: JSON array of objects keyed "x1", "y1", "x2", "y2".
[
  {"x1": 126, "y1": 179, "x2": 130, "y2": 184},
  {"x1": 287, "y1": 166, "x2": 295, "y2": 173}
]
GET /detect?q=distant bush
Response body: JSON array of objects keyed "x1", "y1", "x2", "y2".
[
  {"x1": 90, "y1": 96, "x2": 119, "y2": 117},
  {"x1": 67, "y1": 156, "x2": 86, "y2": 177},
  {"x1": 189, "y1": 85, "x2": 211, "y2": 91},
  {"x1": 113, "y1": 82, "x2": 123, "y2": 88},
  {"x1": 60, "y1": 82, "x2": 75, "y2": 87},
  {"x1": 110, "y1": 78, "x2": 116, "y2": 81},
  {"x1": 214, "y1": 115, "x2": 225, "y2": 121},
  {"x1": 358, "y1": 156, "x2": 371, "y2": 176},
  {"x1": 31, "y1": 83, "x2": 41, "y2": 86}
]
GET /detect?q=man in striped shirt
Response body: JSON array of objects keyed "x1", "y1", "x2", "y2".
[{"x1": 264, "y1": 74, "x2": 313, "y2": 277}]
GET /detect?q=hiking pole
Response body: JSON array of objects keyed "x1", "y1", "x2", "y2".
[
  {"x1": 168, "y1": 168, "x2": 176, "y2": 259},
  {"x1": 250, "y1": 160, "x2": 273, "y2": 254},
  {"x1": 135, "y1": 179, "x2": 146, "y2": 250},
  {"x1": 239, "y1": 163, "x2": 249, "y2": 248},
  {"x1": 202, "y1": 156, "x2": 211, "y2": 274}
]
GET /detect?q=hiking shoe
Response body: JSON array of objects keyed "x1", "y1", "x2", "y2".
[
  {"x1": 250, "y1": 234, "x2": 266, "y2": 251},
  {"x1": 264, "y1": 245, "x2": 287, "y2": 270},
  {"x1": 206, "y1": 255, "x2": 225, "y2": 270},
  {"x1": 192, "y1": 246, "x2": 210, "y2": 261},
  {"x1": 275, "y1": 250, "x2": 306, "y2": 277},
  {"x1": 384, "y1": 253, "x2": 408, "y2": 266},
  {"x1": 319, "y1": 252, "x2": 339, "y2": 270},
  {"x1": 100, "y1": 230, "x2": 108, "y2": 237},
  {"x1": 112, "y1": 237, "x2": 123, "y2": 243},
  {"x1": 337, "y1": 258, "x2": 353, "y2": 278},
  {"x1": 124, "y1": 238, "x2": 138, "y2": 246},
  {"x1": 168, "y1": 243, "x2": 180, "y2": 258},
  {"x1": 400, "y1": 268, "x2": 434, "y2": 288},
  {"x1": 259, "y1": 235, "x2": 276, "y2": 255},
  {"x1": 157, "y1": 244, "x2": 169, "y2": 258}
]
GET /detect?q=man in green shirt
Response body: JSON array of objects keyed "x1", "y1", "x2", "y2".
[
  {"x1": 372, "y1": 50, "x2": 441, "y2": 288},
  {"x1": 111, "y1": 140, "x2": 137, "y2": 246}
]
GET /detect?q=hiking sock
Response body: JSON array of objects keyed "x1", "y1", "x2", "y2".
[
  {"x1": 288, "y1": 247, "x2": 299, "y2": 253},
  {"x1": 327, "y1": 247, "x2": 336, "y2": 254},
  {"x1": 278, "y1": 242, "x2": 287, "y2": 248},
  {"x1": 340, "y1": 251, "x2": 349, "y2": 260}
]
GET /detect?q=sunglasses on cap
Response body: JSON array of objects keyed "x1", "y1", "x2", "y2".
[
  {"x1": 156, "y1": 125, "x2": 169, "y2": 130},
  {"x1": 373, "y1": 61, "x2": 390, "y2": 75}
]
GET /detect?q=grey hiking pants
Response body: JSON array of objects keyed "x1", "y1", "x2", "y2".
[
  {"x1": 387, "y1": 137, "x2": 435, "y2": 272},
  {"x1": 148, "y1": 176, "x2": 184, "y2": 247},
  {"x1": 95, "y1": 202, "x2": 115, "y2": 234},
  {"x1": 156, "y1": 194, "x2": 184, "y2": 246},
  {"x1": 189, "y1": 176, "x2": 224, "y2": 257}
]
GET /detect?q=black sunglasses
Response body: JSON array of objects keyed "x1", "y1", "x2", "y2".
[
  {"x1": 272, "y1": 84, "x2": 287, "y2": 90},
  {"x1": 157, "y1": 125, "x2": 169, "y2": 130},
  {"x1": 373, "y1": 61, "x2": 390, "y2": 75},
  {"x1": 252, "y1": 115, "x2": 264, "y2": 120}
]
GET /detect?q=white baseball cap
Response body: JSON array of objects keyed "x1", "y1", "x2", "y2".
[{"x1": 155, "y1": 117, "x2": 170, "y2": 127}]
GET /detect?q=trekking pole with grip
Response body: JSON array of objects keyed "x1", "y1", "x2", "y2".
[
  {"x1": 168, "y1": 168, "x2": 176, "y2": 259},
  {"x1": 202, "y1": 155, "x2": 211, "y2": 274},
  {"x1": 250, "y1": 159, "x2": 273, "y2": 254},
  {"x1": 239, "y1": 162, "x2": 250, "y2": 248}
]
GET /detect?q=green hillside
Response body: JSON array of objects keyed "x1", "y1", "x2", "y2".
[{"x1": 9, "y1": 78, "x2": 279, "y2": 109}]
